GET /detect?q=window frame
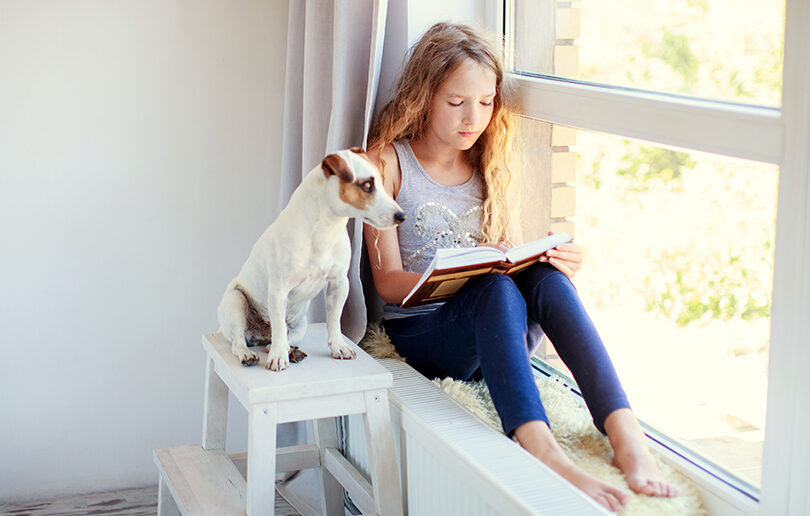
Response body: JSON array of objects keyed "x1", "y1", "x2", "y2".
[
  {"x1": 509, "y1": 77, "x2": 781, "y2": 164},
  {"x1": 490, "y1": 0, "x2": 810, "y2": 513}
]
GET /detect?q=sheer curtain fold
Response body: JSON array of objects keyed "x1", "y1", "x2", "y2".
[{"x1": 279, "y1": 0, "x2": 389, "y2": 343}]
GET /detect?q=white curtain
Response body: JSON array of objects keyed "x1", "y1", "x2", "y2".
[{"x1": 279, "y1": 0, "x2": 389, "y2": 343}]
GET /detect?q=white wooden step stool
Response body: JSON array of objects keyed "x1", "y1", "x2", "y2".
[{"x1": 153, "y1": 323, "x2": 402, "y2": 516}]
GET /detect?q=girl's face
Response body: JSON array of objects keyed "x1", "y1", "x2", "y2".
[{"x1": 426, "y1": 59, "x2": 497, "y2": 152}]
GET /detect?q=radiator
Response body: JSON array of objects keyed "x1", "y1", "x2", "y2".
[{"x1": 344, "y1": 358, "x2": 605, "y2": 515}]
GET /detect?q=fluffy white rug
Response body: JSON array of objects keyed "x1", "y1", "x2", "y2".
[{"x1": 360, "y1": 324, "x2": 706, "y2": 515}]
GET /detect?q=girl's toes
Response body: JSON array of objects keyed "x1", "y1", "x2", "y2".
[
  {"x1": 629, "y1": 476, "x2": 679, "y2": 498},
  {"x1": 606, "y1": 493, "x2": 623, "y2": 512},
  {"x1": 596, "y1": 494, "x2": 619, "y2": 512},
  {"x1": 606, "y1": 485, "x2": 630, "y2": 505},
  {"x1": 626, "y1": 475, "x2": 651, "y2": 496},
  {"x1": 649, "y1": 480, "x2": 679, "y2": 498},
  {"x1": 602, "y1": 486, "x2": 630, "y2": 512}
]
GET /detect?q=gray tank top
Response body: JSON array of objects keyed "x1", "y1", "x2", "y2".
[{"x1": 382, "y1": 140, "x2": 485, "y2": 320}]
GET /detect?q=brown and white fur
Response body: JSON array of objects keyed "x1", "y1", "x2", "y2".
[{"x1": 217, "y1": 148, "x2": 404, "y2": 371}]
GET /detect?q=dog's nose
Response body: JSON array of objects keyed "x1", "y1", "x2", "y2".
[{"x1": 394, "y1": 211, "x2": 406, "y2": 224}]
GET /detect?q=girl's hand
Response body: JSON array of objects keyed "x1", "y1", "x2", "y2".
[{"x1": 539, "y1": 231, "x2": 583, "y2": 278}]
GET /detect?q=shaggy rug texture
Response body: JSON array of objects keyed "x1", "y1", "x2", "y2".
[{"x1": 360, "y1": 324, "x2": 706, "y2": 515}]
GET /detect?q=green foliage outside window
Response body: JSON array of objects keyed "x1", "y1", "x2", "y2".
[{"x1": 573, "y1": 1, "x2": 782, "y2": 327}]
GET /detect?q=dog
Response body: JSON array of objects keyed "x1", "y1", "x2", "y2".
[{"x1": 217, "y1": 147, "x2": 405, "y2": 371}]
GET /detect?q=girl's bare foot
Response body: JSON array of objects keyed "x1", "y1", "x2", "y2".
[
  {"x1": 547, "y1": 447, "x2": 632, "y2": 512},
  {"x1": 515, "y1": 421, "x2": 631, "y2": 512},
  {"x1": 604, "y1": 409, "x2": 679, "y2": 498}
]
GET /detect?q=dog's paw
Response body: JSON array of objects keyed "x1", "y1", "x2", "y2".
[
  {"x1": 266, "y1": 344, "x2": 290, "y2": 371},
  {"x1": 233, "y1": 345, "x2": 260, "y2": 366},
  {"x1": 329, "y1": 341, "x2": 357, "y2": 360},
  {"x1": 289, "y1": 346, "x2": 308, "y2": 363}
]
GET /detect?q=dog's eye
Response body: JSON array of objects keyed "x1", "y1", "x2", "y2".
[{"x1": 360, "y1": 180, "x2": 374, "y2": 193}]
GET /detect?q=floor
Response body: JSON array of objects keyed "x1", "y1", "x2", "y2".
[
  {"x1": 0, "y1": 467, "x2": 343, "y2": 516},
  {"x1": 0, "y1": 486, "x2": 301, "y2": 516}
]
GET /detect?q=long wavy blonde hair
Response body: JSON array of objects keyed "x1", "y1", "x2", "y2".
[{"x1": 368, "y1": 22, "x2": 517, "y2": 244}]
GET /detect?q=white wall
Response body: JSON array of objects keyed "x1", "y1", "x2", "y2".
[
  {"x1": 0, "y1": 0, "x2": 289, "y2": 501},
  {"x1": 406, "y1": 0, "x2": 486, "y2": 43}
]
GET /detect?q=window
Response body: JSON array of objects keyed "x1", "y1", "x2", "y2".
[
  {"x1": 499, "y1": 0, "x2": 801, "y2": 506},
  {"x1": 522, "y1": 118, "x2": 776, "y2": 490},
  {"x1": 511, "y1": 0, "x2": 784, "y2": 107}
]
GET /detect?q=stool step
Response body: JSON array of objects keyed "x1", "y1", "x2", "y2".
[{"x1": 154, "y1": 445, "x2": 245, "y2": 516}]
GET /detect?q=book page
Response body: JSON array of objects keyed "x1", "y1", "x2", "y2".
[{"x1": 434, "y1": 246, "x2": 505, "y2": 269}]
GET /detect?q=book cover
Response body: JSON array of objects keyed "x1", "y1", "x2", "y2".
[{"x1": 401, "y1": 232, "x2": 572, "y2": 308}]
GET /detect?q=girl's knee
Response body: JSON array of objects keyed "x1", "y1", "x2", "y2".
[
  {"x1": 467, "y1": 274, "x2": 528, "y2": 332},
  {"x1": 476, "y1": 272, "x2": 519, "y2": 291},
  {"x1": 526, "y1": 262, "x2": 569, "y2": 283},
  {"x1": 474, "y1": 273, "x2": 525, "y2": 306},
  {"x1": 516, "y1": 262, "x2": 576, "y2": 298}
]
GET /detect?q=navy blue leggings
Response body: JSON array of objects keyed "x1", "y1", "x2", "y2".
[{"x1": 382, "y1": 262, "x2": 630, "y2": 436}]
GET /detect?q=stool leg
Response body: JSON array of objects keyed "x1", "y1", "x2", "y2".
[
  {"x1": 312, "y1": 418, "x2": 346, "y2": 516},
  {"x1": 363, "y1": 389, "x2": 403, "y2": 516},
  {"x1": 202, "y1": 355, "x2": 229, "y2": 450},
  {"x1": 157, "y1": 474, "x2": 181, "y2": 516},
  {"x1": 248, "y1": 403, "x2": 278, "y2": 516}
]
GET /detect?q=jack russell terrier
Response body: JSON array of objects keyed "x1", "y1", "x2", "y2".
[{"x1": 217, "y1": 147, "x2": 405, "y2": 371}]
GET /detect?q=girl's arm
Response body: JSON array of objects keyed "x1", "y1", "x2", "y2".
[
  {"x1": 364, "y1": 144, "x2": 423, "y2": 304},
  {"x1": 364, "y1": 224, "x2": 423, "y2": 304}
]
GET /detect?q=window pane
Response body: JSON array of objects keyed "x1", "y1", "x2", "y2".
[
  {"x1": 522, "y1": 118, "x2": 776, "y2": 489},
  {"x1": 511, "y1": 0, "x2": 785, "y2": 107}
]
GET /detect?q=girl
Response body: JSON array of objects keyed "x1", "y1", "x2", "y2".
[{"x1": 363, "y1": 22, "x2": 677, "y2": 511}]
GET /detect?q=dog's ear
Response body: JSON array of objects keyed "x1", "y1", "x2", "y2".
[
  {"x1": 322, "y1": 153, "x2": 355, "y2": 183},
  {"x1": 349, "y1": 146, "x2": 374, "y2": 164}
]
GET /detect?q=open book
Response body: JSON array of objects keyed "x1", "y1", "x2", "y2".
[{"x1": 401, "y1": 232, "x2": 572, "y2": 308}]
